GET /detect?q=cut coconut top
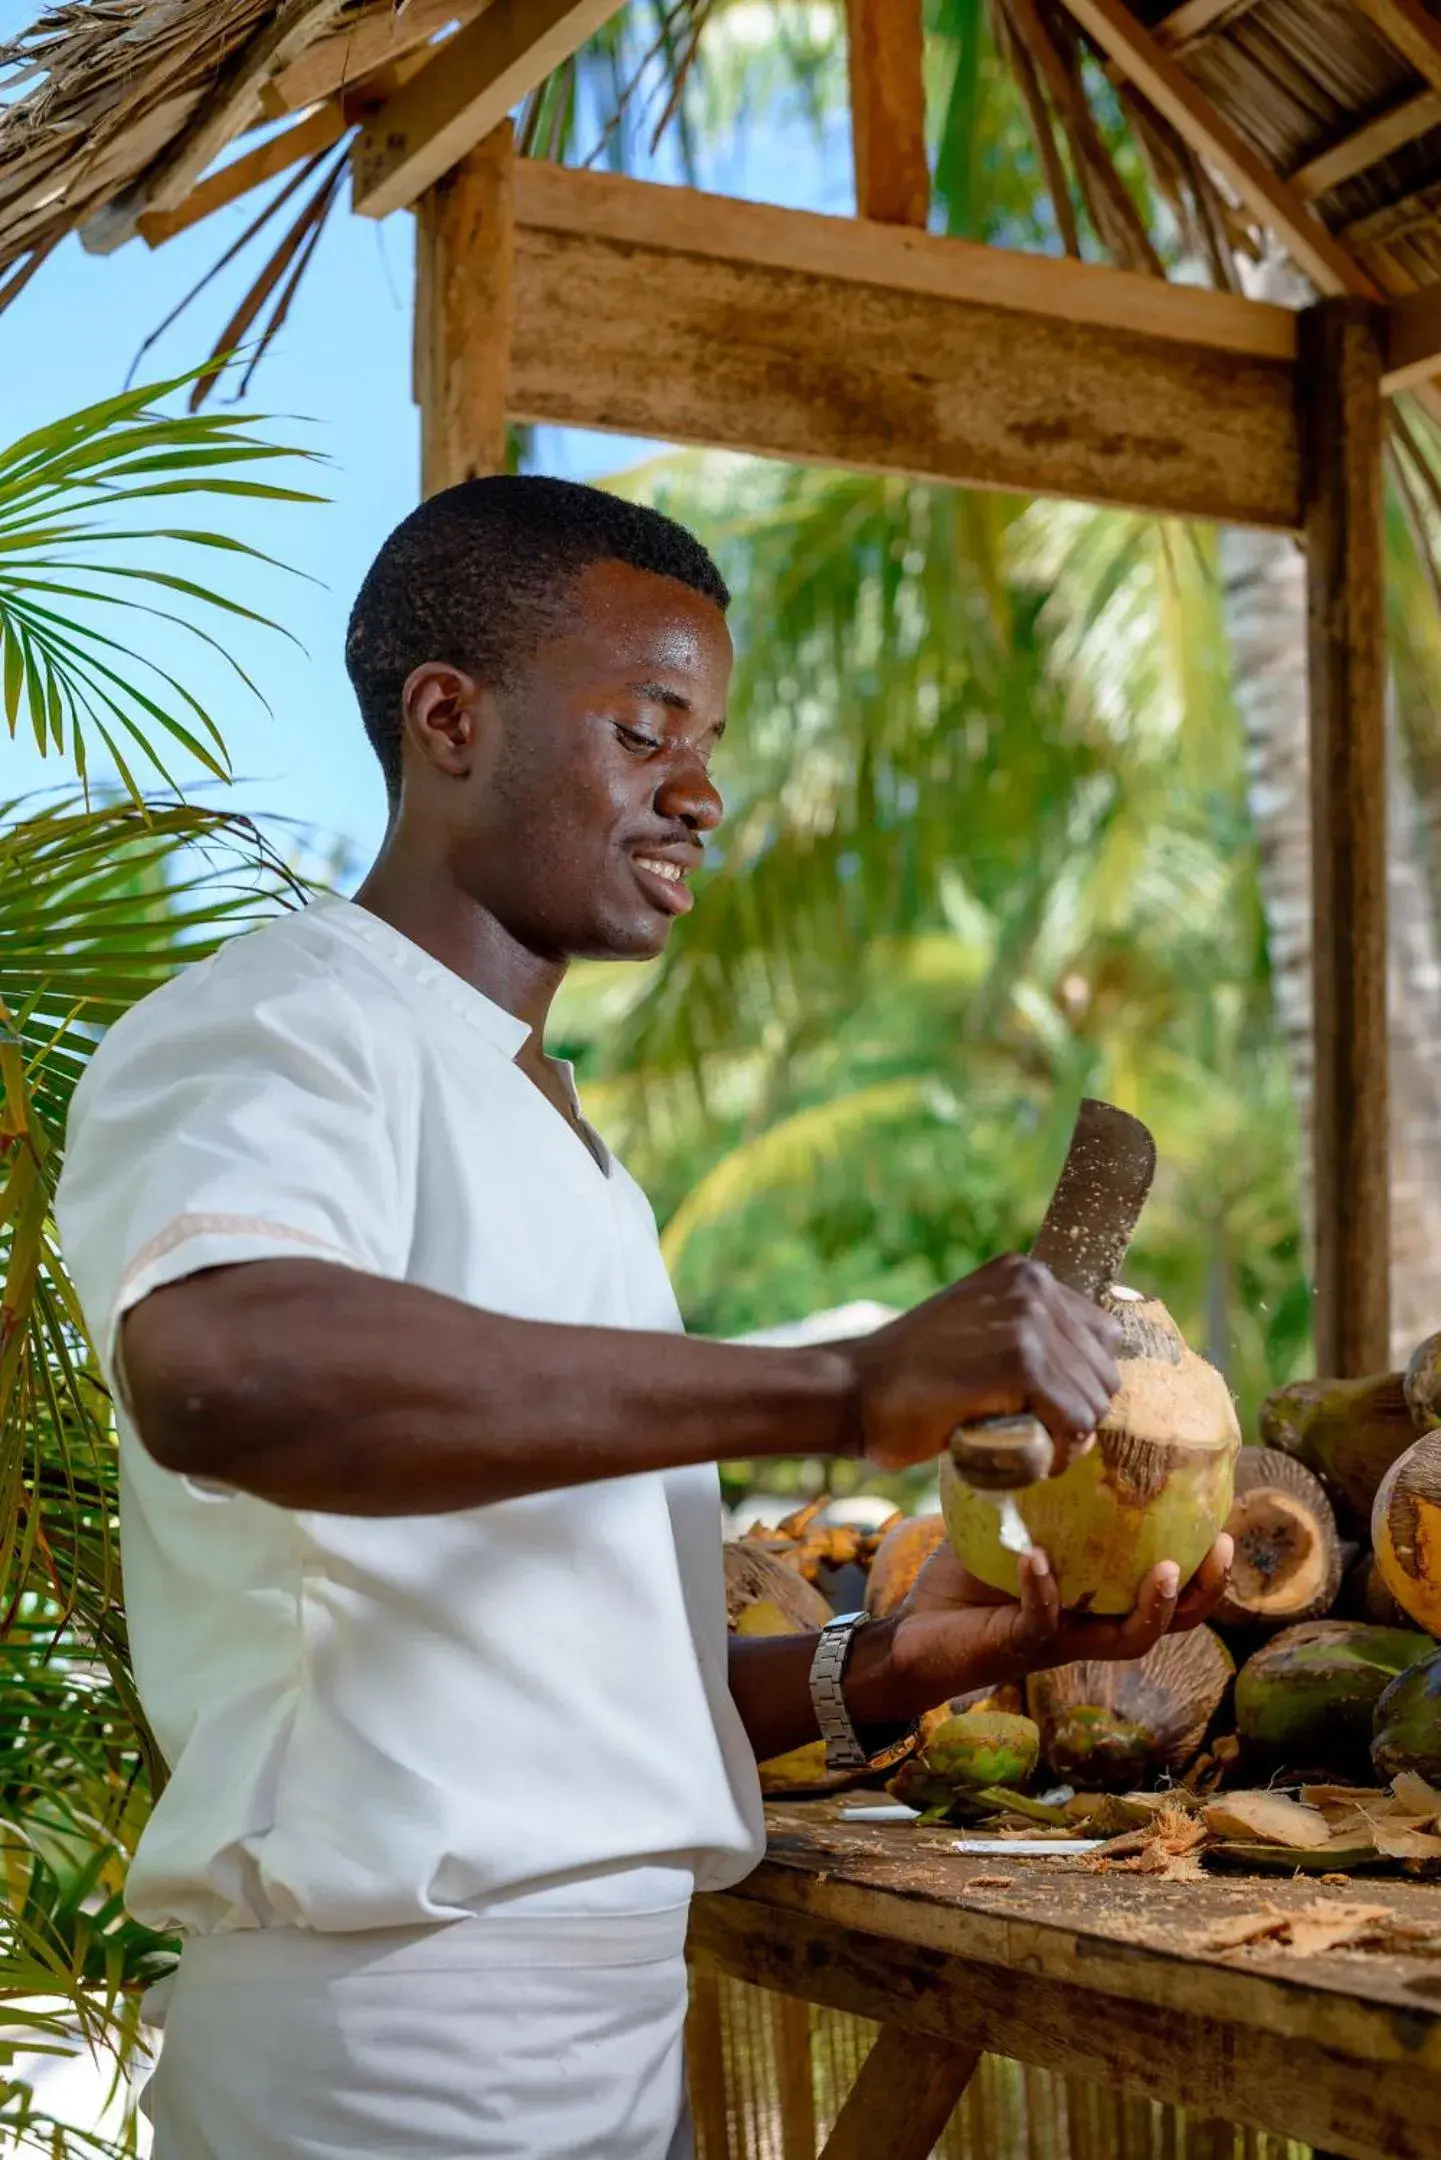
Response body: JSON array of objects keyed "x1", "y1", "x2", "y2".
[
  {"x1": 1215, "y1": 1446, "x2": 1342, "y2": 1626},
  {"x1": 1093, "y1": 1296, "x2": 1240, "y2": 1453}
]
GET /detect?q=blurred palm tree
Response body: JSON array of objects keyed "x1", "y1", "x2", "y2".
[
  {"x1": 0, "y1": 373, "x2": 317, "y2": 2147},
  {"x1": 577, "y1": 0, "x2": 1441, "y2": 1378},
  {"x1": 556, "y1": 455, "x2": 1310, "y2": 1429}
]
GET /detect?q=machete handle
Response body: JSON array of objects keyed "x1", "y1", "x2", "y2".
[{"x1": 947, "y1": 1413, "x2": 1054, "y2": 1492}]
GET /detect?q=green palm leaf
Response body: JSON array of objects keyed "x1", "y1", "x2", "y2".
[
  {"x1": 0, "y1": 370, "x2": 316, "y2": 2123},
  {"x1": 0, "y1": 368, "x2": 321, "y2": 797}
]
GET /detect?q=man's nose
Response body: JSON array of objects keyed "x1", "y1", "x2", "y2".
[{"x1": 655, "y1": 752, "x2": 723, "y2": 833}]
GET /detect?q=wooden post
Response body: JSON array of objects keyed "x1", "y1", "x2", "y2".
[
  {"x1": 818, "y1": 2027, "x2": 980, "y2": 2160},
  {"x1": 684, "y1": 1964, "x2": 730, "y2": 2160},
  {"x1": 1301, "y1": 297, "x2": 1390, "y2": 1375},
  {"x1": 413, "y1": 120, "x2": 515, "y2": 498},
  {"x1": 771, "y1": 1991, "x2": 816, "y2": 2160},
  {"x1": 844, "y1": 0, "x2": 930, "y2": 227}
]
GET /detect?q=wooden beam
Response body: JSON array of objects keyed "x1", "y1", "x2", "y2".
[
  {"x1": 1302, "y1": 298, "x2": 1391, "y2": 1376},
  {"x1": 516, "y1": 160, "x2": 1296, "y2": 362},
  {"x1": 352, "y1": 0, "x2": 623, "y2": 219},
  {"x1": 1385, "y1": 279, "x2": 1441, "y2": 389},
  {"x1": 414, "y1": 122, "x2": 515, "y2": 496},
  {"x1": 1291, "y1": 90, "x2": 1441, "y2": 203},
  {"x1": 265, "y1": 0, "x2": 481, "y2": 114},
  {"x1": 137, "y1": 103, "x2": 347, "y2": 246},
  {"x1": 819, "y1": 2029, "x2": 980, "y2": 2160},
  {"x1": 1153, "y1": 0, "x2": 1262, "y2": 51},
  {"x1": 690, "y1": 1900, "x2": 1438, "y2": 2160},
  {"x1": 1055, "y1": 0, "x2": 1384, "y2": 299},
  {"x1": 1350, "y1": 0, "x2": 1441, "y2": 99},
  {"x1": 505, "y1": 162, "x2": 1301, "y2": 528},
  {"x1": 844, "y1": 0, "x2": 929, "y2": 226}
]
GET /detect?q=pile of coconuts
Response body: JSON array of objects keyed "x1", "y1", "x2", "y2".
[{"x1": 724, "y1": 1295, "x2": 1441, "y2": 1819}]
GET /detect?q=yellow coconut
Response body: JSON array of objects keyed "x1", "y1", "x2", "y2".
[
  {"x1": 939, "y1": 1292, "x2": 1240, "y2": 1614},
  {"x1": 1373, "y1": 1431, "x2": 1441, "y2": 1637}
]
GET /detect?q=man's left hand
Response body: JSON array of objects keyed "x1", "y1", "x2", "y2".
[{"x1": 846, "y1": 1534, "x2": 1233, "y2": 1731}]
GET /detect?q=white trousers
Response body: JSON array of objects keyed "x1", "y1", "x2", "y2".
[{"x1": 140, "y1": 1915, "x2": 695, "y2": 2160}]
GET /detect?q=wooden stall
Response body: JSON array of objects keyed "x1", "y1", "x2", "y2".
[
  {"x1": 7, "y1": 0, "x2": 1441, "y2": 2148},
  {"x1": 6, "y1": 0, "x2": 1439, "y2": 1375},
  {"x1": 688, "y1": 1802, "x2": 1441, "y2": 2160}
]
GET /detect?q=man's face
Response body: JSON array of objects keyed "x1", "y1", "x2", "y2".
[{"x1": 410, "y1": 558, "x2": 733, "y2": 962}]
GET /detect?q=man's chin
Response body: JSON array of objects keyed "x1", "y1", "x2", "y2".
[{"x1": 572, "y1": 913, "x2": 673, "y2": 964}]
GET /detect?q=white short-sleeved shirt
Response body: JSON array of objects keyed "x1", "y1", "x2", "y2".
[{"x1": 56, "y1": 897, "x2": 765, "y2": 1943}]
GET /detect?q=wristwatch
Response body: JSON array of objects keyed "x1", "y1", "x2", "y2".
[{"x1": 809, "y1": 1611, "x2": 915, "y2": 1774}]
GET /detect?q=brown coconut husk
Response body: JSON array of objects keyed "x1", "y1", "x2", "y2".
[
  {"x1": 1089, "y1": 1291, "x2": 1240, "y2": 1502},
  {"x1": 1339, "y1": 1550, "x2": 1410, "y2": 1630},
  {"x1": 1027, "y1": 1626, "x2": 1234, "y2": 1789},
  {"x1": 1372, "y1": 1431, "x2": 1441, "y2": 1637},
  {"x1": 1213, "y1": 1447, "x2": 1343, "y2": 1628},
  {"x1": 864, "y1": 1512, "x2": 946, "y2": 1619},
  {"x1": 1405, "y1": 1333, "x2": 1441, "y2": 1435}
]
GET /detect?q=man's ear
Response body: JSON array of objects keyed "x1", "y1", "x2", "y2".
[{"x1": 400, "y1": 663, "x2": 482, "y2": 778}]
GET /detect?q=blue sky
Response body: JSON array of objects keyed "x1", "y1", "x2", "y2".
[{"x1": 2, "y1": 11, "x2": 853, "y2": 870}]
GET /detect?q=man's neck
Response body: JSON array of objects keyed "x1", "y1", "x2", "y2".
[{"x1": 353, "y1": 853, "x2": 566, "y2": 1054}]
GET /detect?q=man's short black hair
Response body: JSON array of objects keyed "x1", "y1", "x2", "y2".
[{"x1": 344, "y1": 474, "x2": 730, "y2": 799}]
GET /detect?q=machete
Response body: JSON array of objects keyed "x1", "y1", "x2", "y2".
[{"x1": 947, "y1": 1098, "x2": 1157, "y2": 1494}]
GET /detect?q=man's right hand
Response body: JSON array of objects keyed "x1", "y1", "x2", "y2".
[{"x1": 838, "y1": 1253, "x2": 1122, "y2": 1473}]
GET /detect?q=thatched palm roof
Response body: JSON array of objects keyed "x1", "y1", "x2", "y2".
[{"x1": 4, "y1": 0, "x2": 1441, "y2": 326}]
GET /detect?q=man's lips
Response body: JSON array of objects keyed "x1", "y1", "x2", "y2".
[{"x1": 631, "y1": 851, "x2": 698, "y2": 916}]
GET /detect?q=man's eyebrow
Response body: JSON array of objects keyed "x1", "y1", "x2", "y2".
[{"x1": 630, "y1": 680, "x2": 691, "y2": 711}]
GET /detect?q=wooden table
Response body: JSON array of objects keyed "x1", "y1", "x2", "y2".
[{"x1": 687, "y1": 1802, "x2": 1441, "y2": 2160}]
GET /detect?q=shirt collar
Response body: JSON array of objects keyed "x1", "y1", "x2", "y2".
[{"x1": 310, "y1": 897, "x2": 534, "y2": 1058}]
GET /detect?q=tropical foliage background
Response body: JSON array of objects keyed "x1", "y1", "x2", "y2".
[{"x1": 4, "y1": 0, "x2": 1441, "y2": 2149}]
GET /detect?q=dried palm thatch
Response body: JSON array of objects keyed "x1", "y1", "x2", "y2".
[
  {"x1": 3, "y1": 0, "x2": 1441, "y2": 401},
  {"x1": 0, "y1": 0, "x2": 714, "y2": 400}
]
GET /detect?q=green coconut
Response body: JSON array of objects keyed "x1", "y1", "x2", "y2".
[
  {"x1": 888, "y1": 1710, "x2": 1039, "y2": 1813},
  {"x1": 1235, "y1": 1619, "x2": 1432, "y2": 1776},
  {"x1": 1260, "y1": 1370, "x2": 1417, "y2": 1539},
  {"x1": 940, "y1": 1294, "x2": 1239, "y2": 1614},
  {"x1": 1372, "y1": 1646, "x2": 1441, "y2": 1785}
]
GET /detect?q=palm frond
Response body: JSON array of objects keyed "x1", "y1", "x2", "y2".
[{"x1": 0, "y1": 370, "x2": 321, "y2": 799}]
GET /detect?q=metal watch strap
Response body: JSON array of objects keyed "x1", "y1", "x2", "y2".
[{"x1": 809, "y1": 1610, "x2": 874, "y2": 1771}]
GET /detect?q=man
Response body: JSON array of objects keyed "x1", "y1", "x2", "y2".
[{"x1": 57, "y1": 476, "x2": 1229, "y2": 2159}]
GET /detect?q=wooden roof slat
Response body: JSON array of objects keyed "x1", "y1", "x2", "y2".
[
  {"x1": 1153, "y1": 0, "x2": 1264, "y2": 53},
  {"x1": 1291, "y1": 87, "x2": 1441, "y2": 198},
  {"x1": 1350, "y1": 0, "x2": 1441, "y2": 98},
  {"x1": 1341, "y1": 182, "x2": 1441, "y2": 245},
  {"x1": 263, "y1": 0, "x2": 483, "y2": 116},
  {"x1": 1055, "y1": 0, "x2": 1385, "y2": 296},
  {"x1": 81, "y1": 0, "x2": 346, "y2": 250},
  {"x1": 844, "y1": 0, "x2": 929, "y2": 226},
  {"x1": 136, "y1": 100, "x2": 346, "y2": 245},
  {"x1": 350, "y1": 0, "x2": 625, "y2": 219}
]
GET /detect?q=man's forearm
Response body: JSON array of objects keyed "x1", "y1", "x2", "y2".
[{"x1": 122, "y1": 1259, "x2": 859, "y2": 1514}]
